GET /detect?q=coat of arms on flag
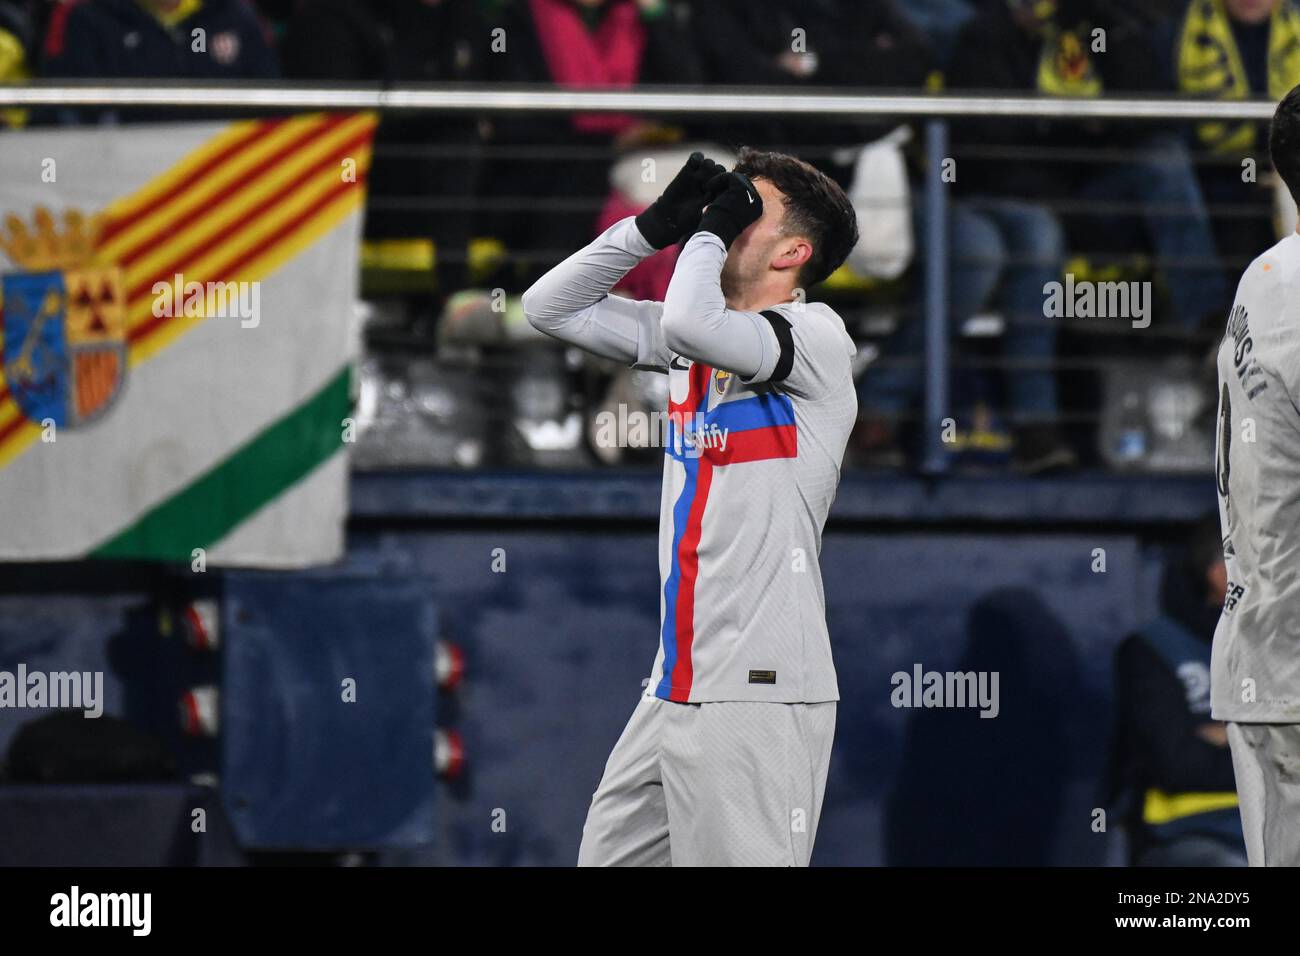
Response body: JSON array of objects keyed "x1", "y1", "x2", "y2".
[
  {"x1": 0, "y1": 208, "x2": 126, "y2": 428},
  {"x1": 0, "y1": 114, "x2": 376, "y2": 567}
]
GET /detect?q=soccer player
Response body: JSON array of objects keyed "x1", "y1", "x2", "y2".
[
  {"x1": 523, "y1": 149, "x2": 859, "y2": 866},
  {"x1": 1212, "y1": 84, "x2": 1300, "y2": 866}
]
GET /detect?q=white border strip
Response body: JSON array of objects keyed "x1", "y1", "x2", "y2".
[{"x1": 0, "y1": 84, "x2": 1280, "y2": 121}]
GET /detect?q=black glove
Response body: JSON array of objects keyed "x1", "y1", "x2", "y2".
[
  {"x1": 697, "y1": 171, "x2": 763, "y2": 249},
  {"x1": 634, "y1": 151, "x2": 727, "y2": 249}
]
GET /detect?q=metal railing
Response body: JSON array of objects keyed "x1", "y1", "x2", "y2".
[
  {"x1": 0, "y1": 82, "x2": 1279, "y2": 474},
  {"x1": 0, "y1": 81, "x2": 1281, "y2": 120}
]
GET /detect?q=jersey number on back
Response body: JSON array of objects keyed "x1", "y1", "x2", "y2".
[{"x1": 1216, "y1": 383, "x2": 1231, "y2": 507}]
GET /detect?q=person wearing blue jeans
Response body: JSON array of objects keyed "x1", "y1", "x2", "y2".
[
  {"x1": 857, "y1": 197, "x2": 1075, "y2": 472},
  {"x1": 1075, "y1": 133, "x2": 1228, "y2": 336},
  {"x1": 892, "y1": 0, "x2": 978, "y2": 67}
]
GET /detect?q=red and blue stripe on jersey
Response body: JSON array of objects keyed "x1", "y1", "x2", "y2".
[{"x1": 656, "y1": 362, "x2": 797, "y2": 701}]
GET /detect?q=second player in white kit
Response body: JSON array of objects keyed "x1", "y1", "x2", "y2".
[
  {"x1": 524, "y1": 149, "x2": 859, "y2": 865},
  {"x1": 1212, "y1": 85, "x2": 1300, "y2": 866}
]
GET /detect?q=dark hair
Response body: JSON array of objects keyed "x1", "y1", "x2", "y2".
[
  {"x1": 1270, "y1": 84, "x2": 1300, "y2": 206},
  {"x1": 732, "y1": 147, "x2": 859, "y2": 288}
]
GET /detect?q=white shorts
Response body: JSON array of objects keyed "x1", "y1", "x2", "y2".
[
  {"x1": 577, "y1": 694, "x2": 836, "y2": 867},
  {"x1": 1227, "y1": 722, "x2": 1300, "y2": 866}
]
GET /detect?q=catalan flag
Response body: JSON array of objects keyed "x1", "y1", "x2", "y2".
[{"x1": 0, "y1": 114, "x2": 376, "y2": 566}]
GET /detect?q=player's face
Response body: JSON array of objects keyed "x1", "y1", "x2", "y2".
[{"x1": 719, "y1": 178, "x2": 807, "y2": 301}]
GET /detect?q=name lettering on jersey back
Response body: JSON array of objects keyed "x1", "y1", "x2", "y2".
[
  {"x1": 1224, "y1": 581, "x2": 1245, "y2": 612},
  {"x1": 1226, "y1": 304, "x2": 1268, "y2": 401}
]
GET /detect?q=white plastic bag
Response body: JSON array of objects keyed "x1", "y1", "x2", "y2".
[{"x1": 842, "y1": 126, "x2": 914, "y2": 280}]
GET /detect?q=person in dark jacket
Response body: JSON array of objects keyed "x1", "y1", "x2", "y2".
[
  {"x1": 1110, "y1": 514, "x2": 1246, "y2": 866},
  {"x1": 281, "y1": 0, "x2": 488, "y2": 302},
  {"x1": 42, "y1": 0, "x2": 277, "y2": 122},
  {"x1": 691, "y1": 0, "x2": 933, "y2": 147},
  {"x1": 44, "y1": 0, "x2": 277, "y2": 80},
  {"x1": 696, "y1": 0, "x2": 934, "y2": 91}
]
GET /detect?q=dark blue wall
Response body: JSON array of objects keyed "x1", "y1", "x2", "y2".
[
  {"x1": 0, "y1": 472, "x2": 1217, "y2": 865},
  {"x1": 353, "y1": 527, "x2": 1146, "y2": 866}
]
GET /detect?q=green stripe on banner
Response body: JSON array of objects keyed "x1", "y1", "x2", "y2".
[{"x1": 92, "y1": 367, "x2": 352, "y2": 561}]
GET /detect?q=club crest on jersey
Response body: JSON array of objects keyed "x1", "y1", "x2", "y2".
[
  {"x1": 0, "y1": 208, "x2": 127, "y2": 428},
  {"x1": 714, "y1": 369, "x2": 731, "y2": 395}
]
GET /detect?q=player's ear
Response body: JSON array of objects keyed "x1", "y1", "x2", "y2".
[{"x1": 772, "y1": 237, "x2": 812, "y2": 274}]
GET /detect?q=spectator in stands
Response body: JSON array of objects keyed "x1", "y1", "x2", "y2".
[
  {"x1": 893, "y1": 0, "x2": 979, "y2": 67},
  {"x1": 41, "y1": 0, "x2": 277, "y2": 124},
  {"x1": 282, "y1": 0, "x2": 485, "y2": 86},
  {"x1": 946, "y1": 0, "x2": 1230, "y2": 341},
  {"x1": 845, "y1": 1, "x2": 1075, "y2": 472},
  {"x1": 280, "y1": 0, "x2": 488, "y2": 305},
  {"x1": 482, "y1": 0, "x2": 702, "y2": 286},
  {"x1": 690, "y1": 0, "x2": 932, "y2": 90},
  {"x1": 690, "y1": 0, "x2": 934, "y2": 147},
  {"x1": 1156, "y1": 0, "x2": 1300, "y2": 272},
  {"x1": 856, "y1": 190, "x2": 1074, "y2": 472},
  {"x1": 43, "y1": 0, "x2": 277, "y2": 81},
  {"x1": 1109, "y1": 514, "x2": 1245, "y2": 867},
  {"x1": 690, "y1": 0, "x2": 831, "y2": 90}
]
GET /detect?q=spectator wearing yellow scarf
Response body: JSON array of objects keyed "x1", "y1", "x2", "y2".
[{"x1": 1176, "y1": 0, "x2": 1300, "y2": 153}]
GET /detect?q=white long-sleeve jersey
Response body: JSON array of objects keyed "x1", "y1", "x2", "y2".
[
  {"x1": 1213, "y1": 232, "x2": 1300, "y2": 723},
  {"x1": 524, "y1": 217, "x2": 856, "y2": 702}
]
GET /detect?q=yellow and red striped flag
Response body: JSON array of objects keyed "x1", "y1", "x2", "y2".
[{"x1": 0, "y1": 113, "x2": 376, "y2": 566}]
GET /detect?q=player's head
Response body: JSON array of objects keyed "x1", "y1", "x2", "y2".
[
  {"x1": 721, "y1": 147, "x2": 858, "y2": 302},
  {"x1": 1269, "y1": 82, "x2": 1300, "y2": 207}
]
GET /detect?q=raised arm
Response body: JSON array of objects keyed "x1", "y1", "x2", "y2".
[
  {"x1": 521, "y1": 217, "x2": 666, "y2": 367},
  {"x1": 660, "y1": 171, "x2": 775, "y2": 381},
  {"x1": 660, "y1": 231, "x2": 776, "y2": 381},
  {"x1": 523, "y1": 152, "x2": 726, "y2": 370},
  {"x1": 662, "y1": 171, "x2": 856, "y2": 400}
]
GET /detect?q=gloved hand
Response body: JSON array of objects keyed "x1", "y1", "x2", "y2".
[
  {"x1": 697, "y1": 171, "x2": 763, "y2": 249},
  {"x1": 634, "y1": 151, "x2": 727, "y2": 249}
]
